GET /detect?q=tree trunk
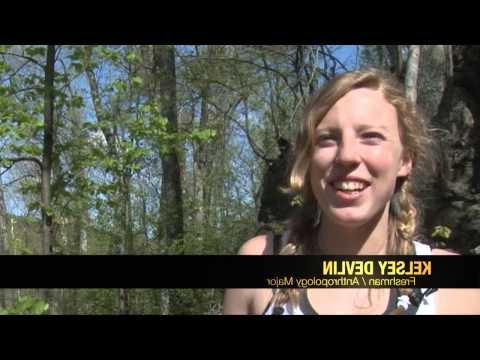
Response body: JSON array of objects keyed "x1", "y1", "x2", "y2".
[
  {"x1": 386, "y1": 45, "x2": 404, "y2": 78},
  {"x1": 121, "y1": 174, "x2": 134, "y2": 254},
  {"x1": 194, "y1": 74, "x2": 210, "y2": 248},
  {"x1": 82, "y1": 46, "x2": 130, "y2": 314},
  {"x1": 119, "y1": 288, "x2": 130, "y2": 315},
  {"x1": 140, "y1": 179, "x2": 150, "y2": 252},
  {"x1": 404, "y1": 45, "x2": 421, "y2": 103},
  {"x1": 0, "y1": 177, "x2": 7, "y2": 255},
  {"x1": 152, "y1": 45, "x2": 184, "y2": 253},
  {"x1": 0, "y1": 177, "x2": 7, "y2": 308},
  {"x1": 151, "y1": 45, "x2": 184, "y2": 315},
  {"x1": 72, "y1": 188, "x2": 88, "y2": 255},
  {"x1": 38, "y1": 45, "x2": 56, "y2": 310},
  {"x1": 41, "y1": 45, "x2": 55, "y2": 256}
]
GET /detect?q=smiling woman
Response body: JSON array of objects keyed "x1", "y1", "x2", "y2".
[
  {"x1": 311, "y1": 87, "x2": 411, "y2": 234},
  {"x1": 223, "y1": 68, "x2": 480, "y2": 315}
]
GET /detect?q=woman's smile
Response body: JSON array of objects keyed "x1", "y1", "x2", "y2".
[{"x1": 327, "y1": 181, "x2": 371, "y2": 205}]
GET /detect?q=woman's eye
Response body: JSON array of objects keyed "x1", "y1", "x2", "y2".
[
  {"x1": 364, "y1": 132, "x2": 384, "y2": 138},
  {"x1": 362, "y1": 132, "x2": 385, "y2": 143},
  {"x1": 316, "y1": 135, "x2": 336, "y2": 146}
]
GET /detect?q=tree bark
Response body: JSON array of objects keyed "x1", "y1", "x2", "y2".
[
  {"x1": 0, "y1": 177, "x2": 7, "y2": 255},
  {"x1": 404, "y1": 45, "x2": 421, "y2": 103},
  {"x1": 386, "y1": 45, "x2": 404, "y2": 79},
  {"x1": 151, "y1": 45, "x2": 184, "y2": 315},
  {"x1": 121, "y1": 174, "x2": 134, "y2": 254},
  {"x1": 41, "y1": 45, "x2": 55, "y2": 255},
  {"x1": 193, "y1": 46, "x2": 215, "y2": 249},
  {"x1": 152, "y1": 45, "x2": 184, "y2": 253},
  {"x1": 0, "y1": 177, "x2": 7, "y2": 308}
]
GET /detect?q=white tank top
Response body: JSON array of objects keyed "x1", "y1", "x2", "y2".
[{"x1": 263, "y1": 240, "x2": 436, "y2": 315}]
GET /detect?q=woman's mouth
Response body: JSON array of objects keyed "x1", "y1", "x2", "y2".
[{"x1": 328, "y1": 180, "x2": 371, "y2": 203}]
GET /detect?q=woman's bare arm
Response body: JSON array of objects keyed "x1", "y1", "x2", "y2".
[
  {"x1": 432, "y1": 248, "x2": 480, "y2": 314},
  {"x1": 223, "y1": 235, "x2": 272, "y2": 315}
]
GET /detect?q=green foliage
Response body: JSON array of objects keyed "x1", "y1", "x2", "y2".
[
  {"x1": 98, "y1": 46, "x2": 121, "y2": 63},
  {"x1": 11, "y1": 143, "x2": 42, "y2": 156},
  {"x1": 68, "y1": 46, "x2": 85, "y2": 61},
  {"x1": 69, "y1": 95, "x2": 84, "y2": 108},
  {"x1": 126, "y1": 52, "x2": 138, "y2": 63},
  {"x1": 431, "y1": 225, "x2": 452, "y2": 239},
  {"x1": 24, "y1": 46, "x2": 46, "y2": 58},
  {"x1": 290, "y1": 194, "x2": 303, "y2": 207},
  {"x1": 191, "y1": 129, "x2": 216, "y2": 142},
  {"x1": 0, "y1": 45, "x2": 365, "y2": 314},
  {"x1": 19, "y1": 179, "x2": 41, "y2": 197},
  {"x1": 0, "y1": 61, "x2": 11, "y2": 74},
  {"x1": 168, "y1": 289, "x2": 222, "y2": 315},
  {"x1": 110, "y1": 79, "x2": 128, "y2": 93},
  {"x1": 131, "y1": 76, "x2": 143, "y2": 87},
  {"x1": 0, "y1": 296, "x2": 49, "y2": 315},
  {"x1": 71, "y1": 62, "x2": 84, "y2": 73},
  {"x1": 8, "y1": 237, "x2": 34, "y2": 255}
]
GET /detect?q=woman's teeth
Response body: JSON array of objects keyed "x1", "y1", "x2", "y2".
[{"x1": 333, "y1": 181, "x2": 367, "y2": 192}]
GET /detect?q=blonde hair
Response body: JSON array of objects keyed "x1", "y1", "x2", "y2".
[{"x1": 271, "y1": 68, "x2": 436, "y2": 313}]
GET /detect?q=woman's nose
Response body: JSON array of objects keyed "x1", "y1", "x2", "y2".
[{"x1": 334, "y1": 138, "x2": 361, "y2": 167}]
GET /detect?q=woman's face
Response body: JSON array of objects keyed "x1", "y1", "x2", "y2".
[{"x1": 310, "y1": 88, "x2": 412, "y2": 228}]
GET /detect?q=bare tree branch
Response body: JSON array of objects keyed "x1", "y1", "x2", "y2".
[
  {"x1": 404, "y1": 45, "x2": 421, "y2": 103},
  {"x1": 2, "y1": 174, "x2": 36, "y2": 187},
  {"x1": 0, "y1": 58, "x2": 30, "y2": 84},
  {"x1": 321, "y1": 46, "x2": 349, "y2": 73},
  {"x1": 179, "y1": 54, "x2": 296, "y2": 94},
  {"x1": 1, "y1": 157, "x2": 43, "y2": 176},
  {"x1": 240, "y1": 101, "x2": 271, "y2": 163},
  {"x1": 0, "y1": 51, "x2": 44, "y2": 69}
]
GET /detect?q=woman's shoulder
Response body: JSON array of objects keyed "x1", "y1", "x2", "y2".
[
  {"x1": 238, "y1": 233, "x2": 275, "y2": 255},
  {"x1": 431, "y1": 248, "x2": 459, "y2": 255},
  {"x1": 427, "y1": 246, "x2": 480, "y2": 314},
  {"x1": 435, "y1": 287, "x2": 480, "y2": 314},
  {"x1": 224, "y1": 233, "x2": 277, "y2": 314}
]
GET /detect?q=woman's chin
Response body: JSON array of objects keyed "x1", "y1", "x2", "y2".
[{"x1": 327, "y1": 210, "x2": 371, "y2": 228}]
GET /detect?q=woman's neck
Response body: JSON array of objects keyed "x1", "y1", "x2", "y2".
[{"x1": 317, "y1": 204, "x2": 391, "y2": 255}]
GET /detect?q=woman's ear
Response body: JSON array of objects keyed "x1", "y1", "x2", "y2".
[{"x1": 397, "y1": 153, "x2": 413, "y2": 177}]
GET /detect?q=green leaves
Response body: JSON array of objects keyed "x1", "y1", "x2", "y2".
[
  {"x1": 0, "y1": 122, "x2": 13, "y2": 137},
  {"x1": 191, "y1": 129, "x2": 217, "y2": 142},
  {"x1": 126, "y1": 52, "x2": 138, "y2": 63},
  {"x1": 431, "y1": 225, "x2": 452, "y2": 239},
  {"x1": 131, "y1": 76, "x2": 143, "y2": 88},
  {"x1": 0, "y1": 296, "x2": 49, "y2": 315},
  {"x1": 0, "y1": 60, "x2": 11, "y2": 74},
  {"x1": 290, "y1": 194, "x2": 303, "y2": 207},
  {"x1": 8, "y1": 236, "x2": 34, "y2": 255},
  {"x1": 11, "y1": 143, "x2": 42, "y2": 156},
  {"x1": 0, "y1": 98, "x2": 44, "y2": 153},
  {"x1": 24, "y1": 46, "x2": 46, "y2": 58},
  {"x1": 69, "y1": 46, "x2": 85, "y2": 61},
  {"x1": 70, "y1": 95, "x2": 84, "y2": 108},
  {"x1": 71, "y1": 62, "x2": 84, "y2": 73},
  {"x1": 98, "y1": 46, "x2": 121, "y2": 63},
  {"x1": 0, "y1": 45, "x2": 12, "y2": 53},
  {"x1": 111, "y1": 79, "x2": 128, "y2": 94}
]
